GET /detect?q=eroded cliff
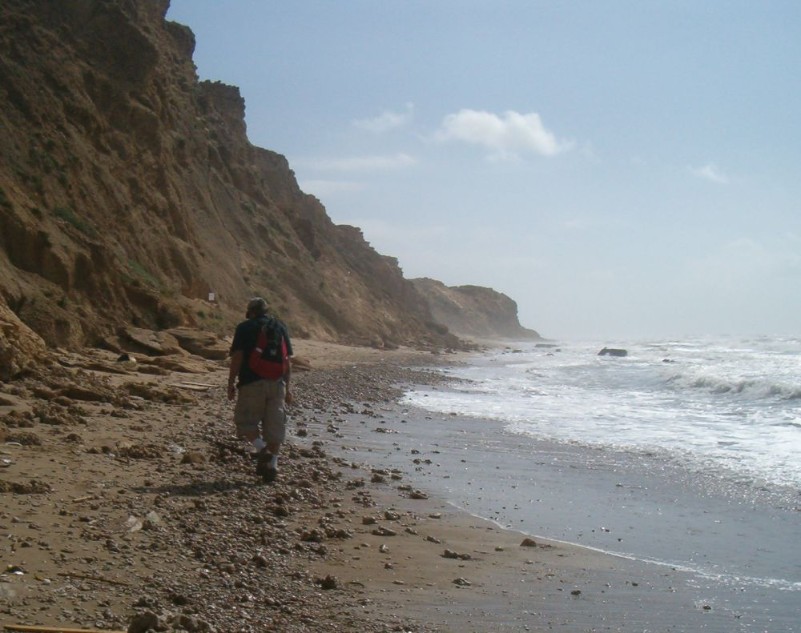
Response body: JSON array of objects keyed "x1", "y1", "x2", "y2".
[{"x1": 0, "y1": 0, "x2": 464, "y2": 374}]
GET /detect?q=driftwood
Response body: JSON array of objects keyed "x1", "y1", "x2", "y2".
[{"x1": 173, "y1": 382, "x2": 213, "y2": 392}]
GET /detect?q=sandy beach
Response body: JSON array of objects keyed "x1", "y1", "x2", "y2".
[{"x1": 0, "y1": 340, "x2": 770, "y2": 632}]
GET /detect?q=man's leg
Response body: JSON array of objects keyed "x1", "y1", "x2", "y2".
[
  {"x1": 234, "y1": 381, "x2": 268, "y2": 455},
  {"x1": 258, "y1": 380, "x2": 287, "y2": 482}
]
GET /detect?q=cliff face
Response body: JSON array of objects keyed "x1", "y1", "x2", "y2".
[
  {"x1": 411, "y1": 278, "x2": 541, "y2": 341},
  {"x1": 0, "y1": 0, "x2": 462, "y2": 370}
]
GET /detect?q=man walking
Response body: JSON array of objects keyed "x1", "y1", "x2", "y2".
[{"x1": 227, "y1": 297, "x2": 293, "y2": 482}]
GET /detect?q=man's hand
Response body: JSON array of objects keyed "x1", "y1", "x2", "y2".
[
  {"x1": 227, "y1": 351, "x2": 243, "y2": 401},
  {"x1": 285, "y1": 389, "x2": 293, "y2": 406}
]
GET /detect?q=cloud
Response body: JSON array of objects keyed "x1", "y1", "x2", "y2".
[
  {"x1": 353, "y1": 103, "x2": 414, "y2": 133},
  {"x1": 435, "y1": 109, "x2": 573, "y2": 158},
  {"x1": 690, "y1": 163, "x2": 729, "y2": 184},
  {"x1": 688, "y1": 236, "x2": 801, "y2": 290},
  {"x1": 560, "y1": 217, "x2": 593, "y2": 231},
  {"x1": 297, "y1": 153, "x2": 417, "y2": 173}
]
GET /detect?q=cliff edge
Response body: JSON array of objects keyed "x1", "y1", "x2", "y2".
[{"x1": 411, "y1": 278, "x2": 541, "y2": 341}]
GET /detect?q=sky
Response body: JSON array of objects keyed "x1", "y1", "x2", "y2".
[{"x1": 166, "y1": 0, "x2": 801, "y2": 341}]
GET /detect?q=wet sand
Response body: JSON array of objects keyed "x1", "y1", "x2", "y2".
[
  {"x1": 2, "y1": 340, "x2": 792, "y2": 631},
  {"x1": 334, "y1": 360, "x2": 801, "y2": 632}
]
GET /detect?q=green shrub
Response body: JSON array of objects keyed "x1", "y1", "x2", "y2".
[
  {"x1": 53, "y1": 205, "x2": 97, "y2": 237},
  {"x1": 127, "y1": 259, "x2": 160, "y2": 288}
]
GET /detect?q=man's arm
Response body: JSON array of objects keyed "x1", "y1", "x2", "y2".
[
  {"x1": 227, "y1": 350, "x2": 243, "y2": 401},
  {"x1": 283, "y1": 330, "x2": 293, "y2": 405},
  {"x1": 284, "y1": 361, "x2": 293, "y2": 405},
  {"x1": 284, "y1": 344, "x2": 292, "y2": 404}
]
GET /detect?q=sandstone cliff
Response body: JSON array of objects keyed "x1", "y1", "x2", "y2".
[
  {"x1": 411, "y1": 278, "x2": 541, "y2": 341},
  {"x1": 0, "y1": 0, "x2": 550, "y2": 378},
  {"x1": 0, "y1": 0, "x2": 468, "y2": 372}
]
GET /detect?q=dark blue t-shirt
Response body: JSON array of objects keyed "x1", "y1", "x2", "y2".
[{"x1": 230, "y1": 316, "x2": 293, "y2": 387}]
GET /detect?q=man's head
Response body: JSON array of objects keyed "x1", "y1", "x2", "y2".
[{"x1": 246, "y1": 297, "x2": 268, "y2": 318}]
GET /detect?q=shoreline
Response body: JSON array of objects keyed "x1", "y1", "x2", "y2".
[
  {"x1": 295, "y1": 340, "x2": 799, "y2": 631},
  {"x1": 1, "y1": 340, "x2": 788, "y2": 631}
]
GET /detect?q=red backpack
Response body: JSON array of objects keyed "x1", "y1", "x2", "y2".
[{"x1": 248, "y1": 318, "x2": 289, "y2": 380}]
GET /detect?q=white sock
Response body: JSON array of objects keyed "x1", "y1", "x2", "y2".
[
  {"x1": 252, "y1": 437, "x2": 266, "y2": 452},
  {"x1": 269, "y1": 454, "x2": 278, "y2": 468}
]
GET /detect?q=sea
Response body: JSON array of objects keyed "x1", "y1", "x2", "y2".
[
  {"x1": 346, "y1": 335, "x2": 801, "y2": 631},
  {"x1": 405, "y1": 336, "x2": 801, "y2": 493}
]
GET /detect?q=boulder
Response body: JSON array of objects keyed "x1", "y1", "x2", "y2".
[
  {"x1": 166, "y1": 327, "x2": 230, "y2": 360},
  {"x1": 123, "y1": 327, "x2": 185, "y2": 356},
  {"x1": 598, "y1": 347, "x2": 628, "y2": 357},
  {"x1": 0, "y1": 301, "x2": 47, "y2": 380}
]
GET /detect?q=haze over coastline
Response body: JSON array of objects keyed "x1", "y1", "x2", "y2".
[{"x1": 167, "y1": 1, "x2": 801, "y2": 341}]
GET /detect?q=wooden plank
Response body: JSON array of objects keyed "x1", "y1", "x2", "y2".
[{"x1": 173, "y1": 383, "x2": 212, "y2": 391}]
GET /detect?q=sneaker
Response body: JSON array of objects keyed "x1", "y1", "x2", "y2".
[
  {"x1": 255, "y1": 450, "x2": 278, "y2": 483},
  {"x1": 262, "y1": 464, "x2": 278, "y2": 483}
]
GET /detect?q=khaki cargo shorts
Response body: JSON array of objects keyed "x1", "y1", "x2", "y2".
[{"x1": 233, "y1": 379, "x2": 287, "y2": 446}]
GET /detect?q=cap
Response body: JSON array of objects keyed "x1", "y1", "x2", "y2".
[{"x1": 246, "y1": 297, "x2": 268, "y2": 316}]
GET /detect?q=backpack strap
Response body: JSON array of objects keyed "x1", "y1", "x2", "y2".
[{"x1": 254, "y1": 320, "x2": 268, "y2": 354}]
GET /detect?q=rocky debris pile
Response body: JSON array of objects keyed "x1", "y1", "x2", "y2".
[{"x1": 0, "y1": 304, "x2": 46, "y2": 381}]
